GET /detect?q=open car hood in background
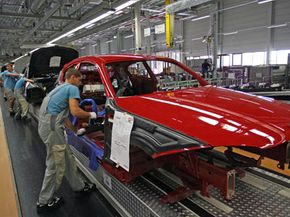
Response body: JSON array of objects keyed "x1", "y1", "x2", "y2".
[
  {"x1": 29, "y1": 46, "x2": 79, "y2": 78},
  {"x1": 116, "y1": 86, "x2": 290, "y2": 149}
]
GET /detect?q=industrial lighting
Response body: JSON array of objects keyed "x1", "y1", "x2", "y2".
[
  {"x1": 105, "y1": 40, "x2": 113, "y2": 43},
  {"x1": 124, "y1": 34, "x2": 134, "y2": 39},
  {"x1": 47, "y1": 0, "x2": 139, "y2": 44},
  {"x1": 180, "y1": 15, "x2": 197, "y2": 21},
  {"x1": 67, "y1": 33, "x2": 74, "y2": 37},
  {"x1": 141, "y1": 8, "x2": 162, "y2": 13},
  {"x1": 191, "y1": 15, "x2": 210, "y2": 22},
  {"x1": 92, "y1": 42, "x2": 98, "y2": 47},
  {"x1": 85, "y1": 23, "x2": 95, "y2": 29},
  {"x1": 115, "y1": 10, "x2": 123, "y2": 15},
  {"x1": 257, "y1": 0, "x2": 274, "y2": 4},
  {"x1": 223, "y1": 31, "x2": 238, "y2": 35},
  {"x1": 267, "y1": 23, "x2": 287, "y2": 28},
  {"x1": 192, "y1": 37, "x2": 202, "y2": 41}
]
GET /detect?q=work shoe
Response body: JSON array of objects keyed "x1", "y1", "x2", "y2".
[
  {"x1": 3, "y1": 96, "x2": 7, "y2": 101},
  {"x1": 75, "y1": 182, "x2": 96, "y2": 198},
  {"x1": 36, "y1": 196, "x2": 64, "y2": 214}
]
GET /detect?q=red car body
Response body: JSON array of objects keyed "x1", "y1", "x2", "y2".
[{"x1": 59, "y1": 54, "x2": 289, "y2": 201}]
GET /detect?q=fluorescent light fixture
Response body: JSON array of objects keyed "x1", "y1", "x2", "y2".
[
  {"x1": 47, "y1": 0, "x2": 139, "y2": 44},
  {"x1": 191, "y1": 15, "x2": 210, "y2": 22},
  {"x1": 192, "y1": 37, "x2": 202, "y2": 41},
  {"x1": 223, "y1": 31, "x2": 238, "y2": 35},
  {"x1": 124, "y1": 34, "x2": 134, "y2": 39},
  {"x1": 85, "y1": 23, "x2": 95, "y2": 29},
  {"x1": 177, "y1": 12, "x2": 191, "y2": 16},
  {"x1": 175, "y1": 40, "x2": 184, "y2": 44},
  {"x1": 267, "y1": 23, "x2": 287, "y2": 28},
  {"x1": 141, "y1": 8, "x2": 162, "y2": 13},
  {"x1": 257, "y1": 0, "x2": 274, "y2": 4},
  {"x1": 115, "y1": 0, "x2": 139, "y2": 11},
  {"x1": 92, "y1": 42, "x2": 98, "y2": 47},
  {"x1": 105, "y1": 40, "x2": 113, "y2": 43},
  {"x1": 113, "y1": 35, "x2": 117, "y2": 39},
  {"x1": 115, "y1": 10, "x2": 123, "y2": 15},
  {"x1": 180, "y1": 15, "x2": 197, "y2": 21},
  {"x1": 13, "y1": 55, "x2": 26, "y2": 62}
]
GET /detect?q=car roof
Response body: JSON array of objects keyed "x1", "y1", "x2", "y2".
[{"x1": 75, "y1": 54, "x2": 172, "y2": 64}]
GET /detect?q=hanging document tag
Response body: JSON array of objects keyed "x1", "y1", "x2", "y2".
[{"x1": 110, "y1": 111, "x2": 134, "y2": 172}]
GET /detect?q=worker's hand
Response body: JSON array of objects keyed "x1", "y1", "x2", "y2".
[
  {"x1": 89, "y1": 112, "x2": 97, "y2": 119},
  {"x1": 76, "y1": 128, "x2": 86, "y2": 136}
]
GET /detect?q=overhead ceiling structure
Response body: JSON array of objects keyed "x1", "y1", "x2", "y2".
[{"x1": 0, "y1": 0, "x2": 209, "y2": 63}]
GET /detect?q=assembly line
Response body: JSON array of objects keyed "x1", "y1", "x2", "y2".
[{"x1": 0, "y1": 0, "x2": 290, "y2": 217}]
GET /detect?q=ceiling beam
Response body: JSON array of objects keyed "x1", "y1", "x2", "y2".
[
  {"x1": 0, "y1": 26, "x2": 61, "y2": 32},
  {"x1": 21, "y1": 2, "x2": 62, "y2": 43},
  {"x1": 0, "y1": 11, "x2": 77, "y2": 21}
]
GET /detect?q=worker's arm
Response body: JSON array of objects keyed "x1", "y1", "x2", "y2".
[
  {"x1": 8, "y1": 73, "x2": 20, "y2": 77},
  {"x1": 69, "y1": 98, "x2": 95, "y2": 119},
  {"x1": 25, "y1": 78, "x2": 34, "y2": 83}
]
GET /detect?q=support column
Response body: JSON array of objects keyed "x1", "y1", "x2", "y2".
[
  {"x1": 266, "y1": 1, "x2": 275, "y2": 65},
  {"x1": 165, "y1": 0, "x2": 174, "y2": 48},
  {"x1": 210, "y1": 1, "x2": 219, "y2": 78},
  {"x1": 144, "y1": 11, "x2": 152, "y2": 55},
  {"x1": 116, "y1": 30, "x2": 123, "y2": 53},
  {"x1": 134, "y1": 2, "x2": 142, "y2": 54}
]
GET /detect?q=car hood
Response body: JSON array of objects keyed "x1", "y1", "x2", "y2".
[
  {"x1": 116, "y1": 86, "x2": 290, "y2": 149},
  {"x1": 29, "y1": 46, "x2": 78, "y2": 78}
]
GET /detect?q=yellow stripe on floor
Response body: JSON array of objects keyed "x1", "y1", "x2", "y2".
[
  {"x1": 0, "y1": 107, "x2": 20, "y2": 217},
  {"x1": 215, "y1": 147, "x2": 290, "y2": 177}
]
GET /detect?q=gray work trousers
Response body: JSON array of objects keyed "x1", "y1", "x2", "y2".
[
  {"x1": 38, "y1": 112, "x2": 84, "y2": 204},
  {"x1": 5, "y1": 88, "x2": 15, "y2": 111},
  {"x1": 14, "y1": 89, "x2": 29, "y2": 117}
]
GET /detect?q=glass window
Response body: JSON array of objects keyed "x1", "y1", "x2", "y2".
[
  {"x1": 252, "y1": 52, "x2": 266, "y2": 65},
  {"x1": 242, "y1": 53, "x2": 252, "y2": 65},
  {"x1": 270, "y1": 50, "x2": 290, "y2": 64},
  {"x1": 222, "y1": 55, "x2": 231, "y2": 67},
  {"x1": 232, "y1": 53, "x2": 242, "y2": 66}
]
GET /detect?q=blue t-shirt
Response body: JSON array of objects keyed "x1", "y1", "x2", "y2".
[
  {"x1": 47, "y1": 84, "x2": 80, "y2": 115},
  {"x1": 2, "y1": 70, "x2": 19, "y2": 89},
  {"x1": 14, "y1": 77, "x2": 26, "y2": 90}
]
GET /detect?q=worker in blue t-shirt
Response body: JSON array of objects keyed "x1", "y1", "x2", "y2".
[
  {"x1": 36, "y1": 68, "x2": 97, "y2": 214},
  {"x1": 1, "y1": 63, "x2": 20, "y2": 114},
  {"x1": 14, "y1": 76, "x2": 34, "y2": 120}
]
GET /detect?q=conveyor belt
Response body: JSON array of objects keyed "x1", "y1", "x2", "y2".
[{"x1": 71, "y1": 146, "x2": 290, "y2": 217}]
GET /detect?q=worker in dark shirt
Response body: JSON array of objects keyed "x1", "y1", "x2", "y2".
[{"x1": 201, "y1": 59, "x2": 211, "y2": 79}]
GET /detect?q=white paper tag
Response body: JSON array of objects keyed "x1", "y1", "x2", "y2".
[
  {"x1": 49, "y1": 56, "x2": 61, "y2": 67},
  {"x1": 110, "y1": 111, "x2": 134, "y2": 172}
]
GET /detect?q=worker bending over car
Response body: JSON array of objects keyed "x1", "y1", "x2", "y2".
[
  {"x1": 14, "y1": 75, "x2": 34, "y2": 121},
  {"x1": 37, "y1": 68, "x2": 97, "y2": 213}
]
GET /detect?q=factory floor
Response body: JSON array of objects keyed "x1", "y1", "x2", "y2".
[{"x1": 0, "y1": 91, "x2": 119, "y2": 217}]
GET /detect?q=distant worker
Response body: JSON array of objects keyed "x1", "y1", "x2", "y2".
[
  {"x1": 14, "y1": 75, "x2": 34, "y2": 121},
  {"x1": 36, "y1": 68, "x2": 97, "y2": 213},
  {"x1": 201, "y1": 59, "x2": 211, "y2": 79},
  {"x1": 1, "y1": 63, "x2": 19, "y2": 114}
]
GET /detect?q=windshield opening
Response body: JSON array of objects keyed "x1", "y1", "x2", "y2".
[{"x1": 106, "y1": 60, "x2": 201, "y2": 97}]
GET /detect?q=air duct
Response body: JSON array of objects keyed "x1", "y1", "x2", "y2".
[{"x1": 166, "y1": 0, "x2": 212, "y2": 14}]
